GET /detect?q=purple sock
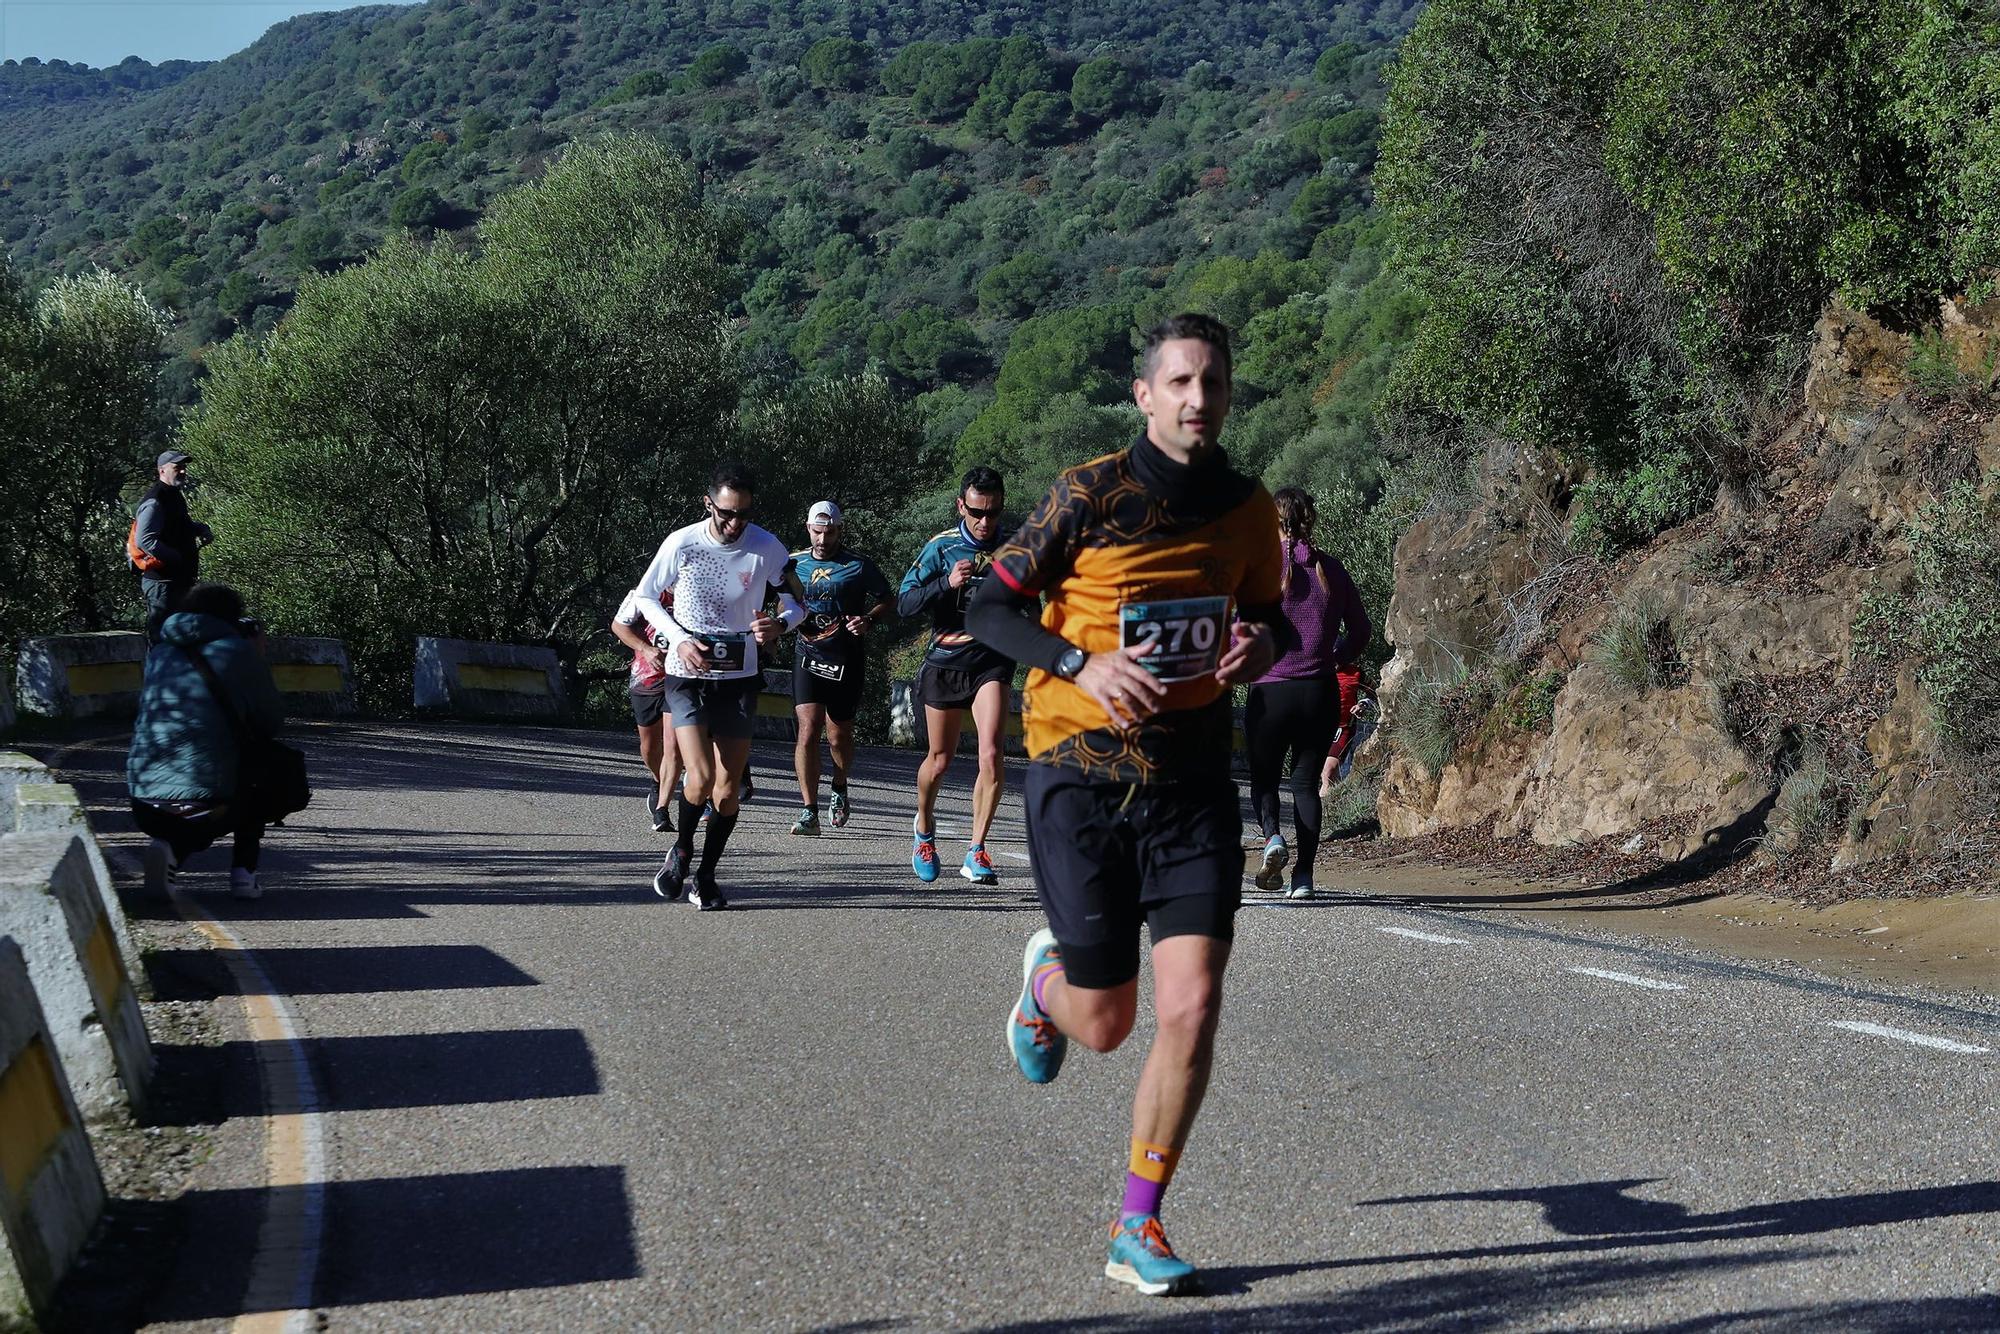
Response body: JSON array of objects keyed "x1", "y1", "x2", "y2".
[
  {"x1": 1031, "y1": 960, "x2": 1062, "y2": 1012},
  {"x1": 1122, "y1": 1172, "x2": 1167, "y2": 1219}
]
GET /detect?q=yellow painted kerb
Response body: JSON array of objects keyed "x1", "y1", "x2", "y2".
[
  {"x1": 84, "y1": 914, "x2": 128, "y2": 1015},
  {"x1": 271, "y1": 664, "x2": 345, "y2": 694},
  {"x1": 67, "y1": 661, "x2": 143, "y2": 697},
  {"x1": 455, "y1": 664, "x2": 551, "y2": 695},
  {"x1": 0, "y1": 1036, "x2": 72, "y2": 1204}
]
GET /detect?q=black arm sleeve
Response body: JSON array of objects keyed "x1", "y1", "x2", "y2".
[{"x1": 965, "y1": 572, "x2": 1071, "y2": 674}]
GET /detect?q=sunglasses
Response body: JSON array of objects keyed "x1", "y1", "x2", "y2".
[
  {"x1": 961, "y1": 502, "x2": 1000, "y2": 520},
  {"x1": 707, "y1": 499, "x2": 752, "y2": 521}
]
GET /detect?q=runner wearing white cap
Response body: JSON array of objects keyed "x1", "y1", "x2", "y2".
[{"x1": 788, "y1": 500, "x2": 892, "y2": 835}]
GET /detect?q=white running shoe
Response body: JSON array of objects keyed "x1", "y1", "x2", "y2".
[
  {"x1": 230, "y1": 867, "x2": 264, "y2": 900},
  {"x1": 143, "y1": 838, "x2": 176, "y2": 895},
  {"x1": 1254, "y1": 835, "x2": 1289, "y2": 892}
]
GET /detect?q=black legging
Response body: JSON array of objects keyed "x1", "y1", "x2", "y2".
[
  {"x1": 132, "y1": 799, "x2": 264, "y2": 871},
  {"x1": 1245, "y1": 678, "x2": 1339, "y2": 886}
]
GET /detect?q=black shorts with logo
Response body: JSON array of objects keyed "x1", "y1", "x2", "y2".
[
  {"x1": 794, "y1": 652, "x2": 864, "y2": 723},
  {"x1": 664, "y1": 675, "x2": 758, "y2": 739},
  {"x1": 629, "y1": 684, "x2": 666, "y2": 729},
  {"x1": 1024, "y1": 764, "x2": 1243, "y2": 990},
  {"x1": 916, "y1": 657, "x2": 1013, "y2": 712}
]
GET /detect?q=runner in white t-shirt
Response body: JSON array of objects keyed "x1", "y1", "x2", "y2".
[{"x1": 634, "y1": 460, "x2": 807, "y2": 909}]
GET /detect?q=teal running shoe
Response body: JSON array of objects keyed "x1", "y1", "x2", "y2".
[
  {"x1": 791, "y1": 807, "x2": 821, "y2": 836},
  {"x1": 1008, "y1": 928, "x2": 1067, "y2": 1084},
  {"x1": 912, "y1": 832, "x2": 941, "y2": 882},
  {"x1": 829, "y1": 788, "x2": 850, "y2": 828},
  {"x1": 1105, "y1": 1213, "x2": 1197, "y2": 1296},
  {"x1": 961, "y1": 846, "x2": 999, "y2": 885},
  {"x1": 1253, "y1": 834, "x2": 1289, "y2": 892}
]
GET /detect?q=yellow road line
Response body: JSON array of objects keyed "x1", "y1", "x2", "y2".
[{"x1": 178, "y1": 904, "x2": 326, "y2": 1333}]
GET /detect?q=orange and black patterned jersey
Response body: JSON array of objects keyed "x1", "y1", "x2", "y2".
[{"x1": 991, "y1": 435, "x2": 1283, "y2": 784}]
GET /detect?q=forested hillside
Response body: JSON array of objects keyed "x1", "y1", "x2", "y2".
[{"x1": 0, "y1": 0, "x2": 1421, "y2": 704}]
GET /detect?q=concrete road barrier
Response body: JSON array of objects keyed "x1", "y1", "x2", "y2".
[
  {"x1": 266, "y1": 635, "x2": 357, "y2": 717},
  {"x1": 414, "y1": 637, "x2": 563, "y2": 719},
  {"x1": 0, "y1": 935, "x2": 105, "y2": 1325},
  {"x1": 16, "y1": 632, "x2": 147, "y2": 721},
  {"x1": 886, "y1": 678, "x2": 1027, "y2": 756},
  {"x1": 4, "y1": 761, "x2": 141, "y2": 984},
  {"x1": 0, "y1": 832, "x2": 152, "y2": 1121}
]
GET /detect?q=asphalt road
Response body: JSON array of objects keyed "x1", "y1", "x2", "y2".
[{"x1": 49, "y1": 721, "x2": 2000, "y2": 1331}]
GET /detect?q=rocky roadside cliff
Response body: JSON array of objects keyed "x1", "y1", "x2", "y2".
[{"x1": 1366, "y1": 297, "x2": 2000, "y2": 894}]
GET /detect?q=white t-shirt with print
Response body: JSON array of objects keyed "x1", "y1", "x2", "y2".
[{"x1": 634, "y1": 520, "x2": 792, "y2": 680}]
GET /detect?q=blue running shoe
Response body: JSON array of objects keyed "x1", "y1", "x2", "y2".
[
  {"x1": 1105, "y1": 1213, "x2": 1197, "y2": 1296},
  {"x1": 790, "y1": 807, "x2": 821, "y2": 836},
  {"x1": 1008, "y1": 928, "x2": 1066, "y2": 1084},
  {"x1": 912, "y1": 832, "x2": 941, "y2": 882},
  {"x1": 829, "y1": 788, "x2": 850, "y2": 828},
  {"x1": 961, "y1": 846, "x2": 999, "y2": 885}
]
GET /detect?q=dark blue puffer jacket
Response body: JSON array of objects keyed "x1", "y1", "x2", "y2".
[{"x1": 126, "y1": 612, "x2": 284, "y2": 803}]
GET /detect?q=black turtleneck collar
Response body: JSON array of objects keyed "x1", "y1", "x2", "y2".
[{"x1": 1129, "y1": 431, "x2": 1238, "y2": 510}]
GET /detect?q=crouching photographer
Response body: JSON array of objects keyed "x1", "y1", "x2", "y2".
[{"x1": 128, "y1": 582, "x2": 309, "y2": 900}]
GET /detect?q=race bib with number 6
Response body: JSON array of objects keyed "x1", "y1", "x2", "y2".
[
  {"x1": 1119, "y1": 596, "x2": 1231, "y2": 682},
  {"x1": 701, "y1": 632, "x2": 748, "y2": 675}
]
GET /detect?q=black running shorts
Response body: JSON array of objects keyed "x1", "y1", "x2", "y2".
[
  {"x1": 1023, "y1": 764, "x2": 1243, "y2": 990},
  {"x1": 629, "y1": 684, "x2": 666, "y2": 729},
  {"x1": 917, "y1": 658, "x2": 1012, "y2": 712},
  {"x1": 664, "y1": 675, "x2": 758, "y2": 739},
  {"x1": 794, "y1": 653, "x2": 864, "y2": 723}
]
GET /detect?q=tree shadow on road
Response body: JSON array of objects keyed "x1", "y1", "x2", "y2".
[
  {"x1": 1354, "y1": 1176, "x2": 2000, "y2": 1264},
  {"x1": 949, "y1": 1247, "x2": 1995, "y2": 1332}
]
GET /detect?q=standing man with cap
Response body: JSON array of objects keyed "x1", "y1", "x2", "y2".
[
  {"x1": 129, "y1": 449, "x2": 213, "y2": 644},
  {"x1": 788, "y1": 501, "x2": 893, "y2": 836}
]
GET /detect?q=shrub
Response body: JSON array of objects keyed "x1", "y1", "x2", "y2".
[
  {"x1": 1768, "y1": 738, "x2": 1835, "y2": 860},
  {"x1": 1854, "y1": 478, "x2": 2000, "y2": 753},
  {"x1": 1322, "y1": 769, "x2": 1381, "y2": 838},
  {"x1": 1589, "y1": 591, "x2": 1687, "y2": 694}
]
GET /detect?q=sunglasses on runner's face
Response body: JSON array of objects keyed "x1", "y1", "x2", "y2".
[
  {"x1": 961, "y1": 502, "x2": 999, "y2": 520},
  {"x1": 708, "y1": 499, "x2": 752, "y2": 522}
]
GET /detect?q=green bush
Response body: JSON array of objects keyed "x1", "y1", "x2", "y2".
[
  {"x1": 1321, "y1": 769, "x2": 1381, "y2": 837},
  {"x1": 1589, "y1": 592, "x2": 1687, "y2": 694},
  {"x1": 1769, "y1": 739, "x2": 1835, "y2": 861},
  {"x1": 1568, "y1": 448, "x2": 1713, "y2": 556},
  {"x1": 1855, "y1": 478, "x2": 2000, "y2": 753}
]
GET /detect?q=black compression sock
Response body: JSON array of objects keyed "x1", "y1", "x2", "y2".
[
  {"x1": 675, "y1": 797, "x2": 702, "y2": 856},
  {"x1": 699, "y1": 810, "x2": 739, "y2": 876}
]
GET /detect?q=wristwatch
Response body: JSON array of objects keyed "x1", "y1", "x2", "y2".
[{"x1": 1053, "y1": 646, "x2": 1088, "y2": 681}]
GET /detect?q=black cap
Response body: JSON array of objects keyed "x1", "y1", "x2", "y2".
[{"x1": 157, "y1": 449, "x2": 191, "y2": 467}]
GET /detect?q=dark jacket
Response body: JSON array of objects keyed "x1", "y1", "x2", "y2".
[
  {"x1": 132, "y1": 480, "x2": 206, "y2": 583},
  {"x1": 127, "y1": 613, "x2": 284, "y2": 803}
]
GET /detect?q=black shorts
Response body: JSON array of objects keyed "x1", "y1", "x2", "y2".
[
  {"x1": 917, "y1": 658, "x2": 1012, "y2": 712},
  {"x1": 664, "y1": 675, "x2": 758, "y2": 739},
  {"x1": 629, "y1": 685, "x2": 666, "y2": 729},
  {"x1": 1024, "y1": 764, "x2": 1243, "y2": 990},
  {"x1": 794, "y1": 653, "x2": 864, "y2": 723}
]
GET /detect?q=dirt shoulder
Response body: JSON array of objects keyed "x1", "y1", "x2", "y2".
[{"x1": 1327, "y1": 838, "x2": 1999, "y2": 998}]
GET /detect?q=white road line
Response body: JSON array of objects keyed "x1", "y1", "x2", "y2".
[
  {"x1": 1568, "y1": 966, "x2": 1687, "y2": 992},
  {"x1": 1376, "y1": 925, "x2": 1468, "y2": 946},
  {"x1": 1828, "y1": 1020, "x2": 1990, "y2": 1054},
  {"x1": 996, "y1": 850, "x2": 1032, "y2": 864}
]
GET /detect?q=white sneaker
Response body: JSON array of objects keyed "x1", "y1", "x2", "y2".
[
  {"x1": 143, "y1": 839, "x2": 176, "y2": 895},
  {"x1": 1287, "y1": 883, "x2": 1315, "y2": 900},
  {"x1": 230, "y1": 867, "x2": 264, "y2": 900},
  {"x1": 1254, "y1": 835, "x2": 1289, "y2": 892}
]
